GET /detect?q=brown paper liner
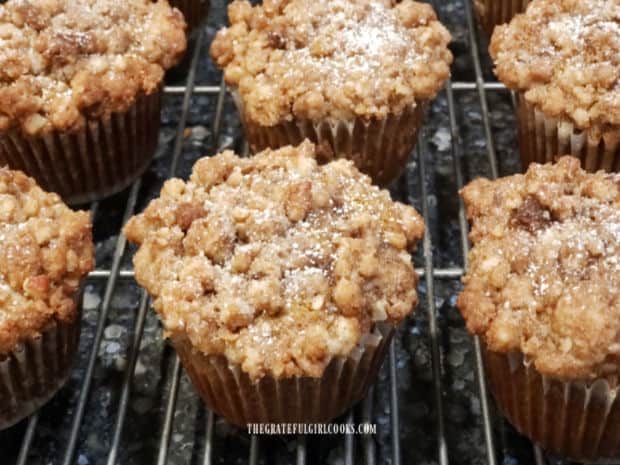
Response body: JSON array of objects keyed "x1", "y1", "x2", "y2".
[
  {"x1": 0, "y1": 305, "x2": 82, "y2": 430},
  {"x1": 473, "y1": 0, "x2": 530, "y2": 35},
  {"x1": 517, "y1": 93, "x2": 620, "y2": 173},
  {"x1": 172, "y1": 324, "x2": 394, "y2": 426},
  {"x1": 0, "y1": 91, "x2": 161, "y2": 205},
  {"x1": 231, "y1": 90, "x2": 425, "y2": 186},
  {"x1": 170, "y1": 0, "x2": 209, "y2": 34},
  {"x1": 483, "y1": 346, "x2": 620, "y2": 463}
]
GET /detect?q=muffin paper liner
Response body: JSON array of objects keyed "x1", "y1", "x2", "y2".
[
  {"x1": 517, "y1": 93, "x2": 620, "y2": 173},
  {"x1": 483, "y1": 346, "x2": 620, "y2": 463},
  {"x1": 172, "y1": 323, "x2": 394, "y2": 426},
  {"x1": 473, "y1": 0, "x2": 530, "y2": 35},
  {"x1": 0, "y1": 303, "x2": 82, "y2": 430},
  {"x1": 170, "y1": 0, "x2": 209, "y2": 34},
  {"x1": 0, "y1": 91, "x2": 161, "y2": 205},
  {"x1": 231, "y1": 90, "x2": 425, "y2": 186}
]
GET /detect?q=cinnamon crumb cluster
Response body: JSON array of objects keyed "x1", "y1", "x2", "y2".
[
  {"x1": 124, "y1": 141, "x2": 424, "y2": 380},
  {"x1": 459, "y1": 157, "x2": 620, "y2": 380},
  {"x1": 0, "y1": 0, "x2": 187, "y2": 135},
  {"x1": 210, "y1": 0, "x2": 452, "y2": 126},
  {"x1": 0, "y1": 169, "x2": 94, "y2": 355},
  {"x1": 491, "y1": 0, "x2": 620, "y2": 134}
]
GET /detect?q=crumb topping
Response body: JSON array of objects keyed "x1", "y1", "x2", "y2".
[
  {"x1": 0, "y1": 168, "x2": 94, "y2": 355},
  {"x1": 458, "y1": 157, "x2": 620, "y2": 380},
  {"x1": 0, "y1": 0, "x2": 187, "y2": 135},
  {"x1": 124, "y1": 141, "x2": 424, "y2": 380},
  {"x1": 490, "y1": 0, "x2": 620, "y2": 133},
  {"x1": 210, "y1": 0, "x2": 452, "y2": 125}
]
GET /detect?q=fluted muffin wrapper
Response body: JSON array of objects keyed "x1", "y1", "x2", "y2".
[
  {"x1": 0, "y1": 299, "x2": 82, "y2": 430},
  {"x1": 483, "y1": 346, "x2": 620, "y2": 463},
  {"x1": 170, "y1": 0, "x2": 209, "y2": 34},
  {"x1": 231, "y1": 89, "x2": 425, "y2": 186},
  {"x1": 517, "y1": 93, "x2": 620, "y2": 173},
  {"x1": 473, "y1": 0, "x2": 530, "y2": 35},
  {"x1": 171, "y1": 323, "x2": 393, "y2": 426},
  {"x1": 0, "y1": 91, "x2": 161, "y2": 205}
]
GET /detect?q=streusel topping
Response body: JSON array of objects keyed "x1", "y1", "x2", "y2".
[
  {"x1": 459, "y1": 157, "x2": 620, "y2": 380},
  {"x1": 124, "y1": 141, "x2": 424, "y2": 380},
  {"x1": 0, "y1": 0, "x2": 186, "y2": 135},
  {"x1": 210, "y1": 0, "x2": 452, "y2": 125},
  {"x1": 490, "y1": 0, "x2": 620, "y2": 133},
  {"x1": 0, "y1": 169, "x2": 94, "y2": 355}
]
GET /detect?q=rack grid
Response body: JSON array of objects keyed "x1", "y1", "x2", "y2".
[{"x1": 2, "y1": 1, "x2": 570, "y2": 464}]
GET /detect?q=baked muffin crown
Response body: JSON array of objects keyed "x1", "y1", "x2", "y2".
[
  {"x1": 459, "y1": 157, "x2": 620, "y2": 380},
  {"x1": 490, "y1": 0, "x2": 620, "y2": 133},
  {"x1": 124, "y1": 141, "x2": 424, "y2": 380},
  {"x1": 210, "y1": 0, "x2": 452, "y2": 126},
  {"x1": 0, "y1": 168, "x2": 94, "y2": 355},
  {"x1": 0, "y1": 0, "x2": 187, "y2": 135}
]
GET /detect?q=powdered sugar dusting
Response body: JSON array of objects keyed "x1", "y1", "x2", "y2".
[
  {"x1": 546, "y1": 9, "x2": 620, "y2": 51},
  {"x1": 527, "y1": 200, "x2": 620, "y2": 298},
  {"x1": 337, "y1": 2, "x2": 412, "y2": 70},
  {"x1": 279, "y1": 0, "x2": 439, "y2": 91}
]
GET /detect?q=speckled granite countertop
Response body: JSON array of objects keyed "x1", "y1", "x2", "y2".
[{"x1": 0, "y1": 1, "x2": 581, "y2": 464}]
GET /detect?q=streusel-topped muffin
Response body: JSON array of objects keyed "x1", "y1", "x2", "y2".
[
  {"x1": 125, "y1": 140, "x2": 424, "y2": 379},
  {"x1": 459, "y1": 156, "x2": 620, "y2": 460},
  {"x1": 211, "y1": 0, "x2": 452, "y2": 185},
  {"x1": 0, "y1": 0, "x2": 185, "y2": 134},
  {"x1": 0, "y1": 168, "x2": 94, "y2": 429},
  {"x1": 212, "y1": 0, "x2": 451, "y2": 126},
  {"x1": 125, "y1": 141, "x2": 424, "y2": 424},
  {"x1": 460, "y1": 156, "x2": 620, "y2": 379},
  {"x1": 490, "y1": 0, "x2": 620, "y2": 172},
  {"x1": 0, "y1": 0, "x2": 186, "y2": 203}
]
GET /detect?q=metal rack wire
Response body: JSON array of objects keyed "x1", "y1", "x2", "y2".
[{"x1": 5, "y1": 1, "x2": 561, "y2": 464}]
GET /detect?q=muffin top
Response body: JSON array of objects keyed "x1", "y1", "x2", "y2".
[
  {"x1": 458, "y1": 157, "x2": 620, "y2": 381},
  {"x1": 490, "y1": 0, "x2": 620, "y2": 133},
  {"x1": 0, "y1": 0, "x2": 186, "y2": 136},
  {"x1": 0, "y1": 169, "x2": 94, "y2": 355},
  {"x1": 210, "y1": 0, "x2": 452, "y2": 126},
  {"x1": 124, "y1": 141, "x2": 424, "y2": 380}
]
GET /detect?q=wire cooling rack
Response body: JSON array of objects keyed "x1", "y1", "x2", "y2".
[{"x1": 1, "y1": 1, "x2": 579, "y2": 464}]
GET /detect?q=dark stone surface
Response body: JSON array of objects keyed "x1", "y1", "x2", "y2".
[{"x1": 0, "y1": 1, "x2": 578, "y2": 464}]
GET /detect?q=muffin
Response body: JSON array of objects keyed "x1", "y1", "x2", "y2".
[
  {"x1": 458, "y1": 156, "x2": 620, "y2": 461},
  {"x1": 170, "y1": 0, "x2": 208, "y2": 34},
  {"x1": 473, "y1": 0, "x2": 530, "y2": 35},
  {"x1": 490, "y1": 0, "x2": 620, "y2": 173},
  {"x1": 124, "y1": 141, "x2": 424, "y2": 425},
  {"x1": 0, "y1": 0, "x2": 187, "y2": 204},
  {"x1": 0, "y1": 168, "x2": 94, "y2": 430},
  {"x1": 210, "y1": 0, "x2": 452, "y2": 186}
]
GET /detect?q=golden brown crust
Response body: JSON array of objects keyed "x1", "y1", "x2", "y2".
[
  {"x1": 490, "y1": 0, "x2": 620, "y2": 134},
  {"x1": 0, "y1": 0, "x2": 187, "y2": 135},
  {"x1": 0, "y1": 168, "x2": 94, "y2": 355},
  {"x1": 210, "y1": 0, "x2": 452, "y2": 126},
  {"x1": 124, "y1": 141, "x2": 424, "y2": 380},
  {"x1": 458, "y1": 157, "x2": 620, "y2": 381}
]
